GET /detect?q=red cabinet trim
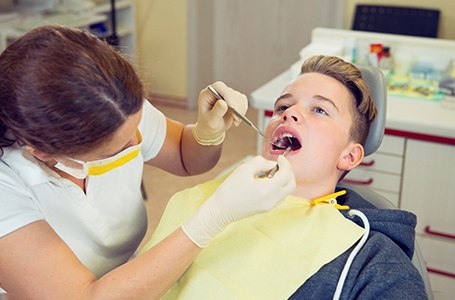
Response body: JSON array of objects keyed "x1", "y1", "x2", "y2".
[
  {"x1": 427, "y1": 267, "x2": 455, "y2": 279},
  {"x1": 424, "y1": 226, "x2": 455, "y2": 240},
  {"x1": 385, "y1": 128, "x2": 455, "y2": 146}
]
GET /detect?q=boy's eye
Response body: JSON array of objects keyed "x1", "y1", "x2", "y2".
[
  {"x1": 313, "y1": 106, "x2": 328, "y2": 115},
  {"x1": 274, "y1": 104, "x2": 289, "y2": 114}
]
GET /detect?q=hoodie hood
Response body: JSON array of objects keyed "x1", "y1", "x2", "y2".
[{"x1": 337, "y1": 187, "x2": 417, "y2": 259}]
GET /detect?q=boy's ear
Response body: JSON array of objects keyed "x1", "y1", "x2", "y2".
[
  {"x1": 337, "y1": 142, "x2": 364, "y2": 171},
  {"x1": 24, "y1": 146, "x2": 55, "y2": 162}
]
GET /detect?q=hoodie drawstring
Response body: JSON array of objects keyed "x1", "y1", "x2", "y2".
[{"x1": 332, "y1": 209, "x2": 370, "y2": 300}]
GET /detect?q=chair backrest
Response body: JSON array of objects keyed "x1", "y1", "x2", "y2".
[
  {"x1": 352, "y1": 5, "x2": 440, "y2": 38},
  {"x1": 355, "y1": 64, "x2": 387, "y2": 156},
  {"x1": 337, "y1": 182, "x2": 434, "y2": 300}
]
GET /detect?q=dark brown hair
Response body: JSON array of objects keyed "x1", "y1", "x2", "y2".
[
  {"x1": 300, "y1": 55, "x2": 377, "y2": 146},
  {"x1": 0, "y1": 25, "x2": 144, "y2": 156}
]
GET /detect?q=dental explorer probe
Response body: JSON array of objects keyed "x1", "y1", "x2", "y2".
[{"x1": 207, "y1": 85, "x2": 288, "y2": 149}]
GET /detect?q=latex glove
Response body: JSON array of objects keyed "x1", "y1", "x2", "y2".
[
  {"x1": 182, "y1": 155, "x2": 296, "y2": 247},
  {"x1": 193, "y1": 81, "x2": 248, "y2": 145}
]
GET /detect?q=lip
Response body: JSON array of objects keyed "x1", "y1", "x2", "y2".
[{"x1": 270, "y1": 126, "x2": 302, "y2": 154}]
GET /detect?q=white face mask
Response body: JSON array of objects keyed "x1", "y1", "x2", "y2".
[{"x1": 55, "y1": 131, "x2": 142, "y2": 179}]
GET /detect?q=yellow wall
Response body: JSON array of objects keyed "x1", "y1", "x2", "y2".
[
  {"x1": 345, "y1": 0, "x2": 455, "y2": 40},
  {"x1": 135, "y1": 0, "x2": 187, "y2": 98}
]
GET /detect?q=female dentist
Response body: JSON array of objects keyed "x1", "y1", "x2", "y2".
[{"x1": 0, "y1": 26, "x2": 295, "y2": 299}]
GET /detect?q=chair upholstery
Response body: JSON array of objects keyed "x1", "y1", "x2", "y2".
[
  {"x1": 352, "y1": 5, "x2": 440, "y2": 38},
  {"x1": 356, "y1": 64, "x2": 387, "y2": 156}
]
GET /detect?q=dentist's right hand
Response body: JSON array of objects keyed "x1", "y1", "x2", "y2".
[{"x1": 182, "y1": 155, "x2": 295, "y2": 247}]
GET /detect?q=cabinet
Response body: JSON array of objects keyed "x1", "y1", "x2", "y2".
[
  {"x1": 342, "y1": 135, "x2": 404, "y2": 206},
  {"x1": 0, "y1": 0, "x2": 136, "y2": 61},
  {"x1": 400, "y1": 139, "x2": 455, "y2": 299}
]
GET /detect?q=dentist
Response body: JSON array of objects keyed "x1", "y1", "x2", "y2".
[{"x1": 0, "y1": 26, "x2": 295, "y2": 299}]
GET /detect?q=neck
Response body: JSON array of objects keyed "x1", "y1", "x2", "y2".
[
  {"x1": 47, "y1": 161, "x2": 87, "y2": 193},
  {"x1": 292, "y1": 177, "x2": 338, "y2": 200}
]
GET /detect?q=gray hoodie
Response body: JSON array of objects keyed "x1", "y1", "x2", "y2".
[{"x1": 289, "y1": 188, "x2": 427, "y2": 300}]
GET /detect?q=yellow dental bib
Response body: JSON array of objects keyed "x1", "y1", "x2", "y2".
[{"x1": 141, "y1": 175, "x2": 365, "y2": 299}]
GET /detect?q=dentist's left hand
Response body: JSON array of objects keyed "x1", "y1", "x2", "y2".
[
  {"x1": 182, "y1": 155, "x2": 296, "y2": 247},
  {"x1": 192, "y1": 81, "x2": 247, "y2": 145}
]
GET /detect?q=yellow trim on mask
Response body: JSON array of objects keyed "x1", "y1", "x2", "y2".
[
  {"x1": 87, "y1": 148, "x2": 141, "y2": 176},
  {"x1": 87, "y1": 130, "x2": 143, "y2": 176}
]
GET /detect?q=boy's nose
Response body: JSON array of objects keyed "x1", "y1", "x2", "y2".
[{"x1": 282, "y1": 111, "x2": 298, "y2": 122}]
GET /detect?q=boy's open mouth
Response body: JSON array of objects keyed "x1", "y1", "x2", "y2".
[{"x1": 273, "y1": 133, "x2": 302, "y2": 151}]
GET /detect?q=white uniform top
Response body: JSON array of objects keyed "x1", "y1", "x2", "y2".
[{"x1": 0, "y1": 100, "x2": 166, "y2": 279}]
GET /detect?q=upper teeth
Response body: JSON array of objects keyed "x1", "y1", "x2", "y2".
[{"x1": 279, "y1": 133, "x2": 294, "y2": 138}]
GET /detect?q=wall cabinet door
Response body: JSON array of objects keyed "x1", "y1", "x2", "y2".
[
  {"x1": 401, "y1": 139, "x2": 455, "y2": 235},
  {"x1": 401, "y1": 139, "x2": 455, "y2": 298}
]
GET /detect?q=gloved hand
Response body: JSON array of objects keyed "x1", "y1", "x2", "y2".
[
  {"x1": 193, "y1": 81, "x2": 248, "y2": 145},
  {"x1": 182, "y1": 155, "x2": 296, "y2": 247}
]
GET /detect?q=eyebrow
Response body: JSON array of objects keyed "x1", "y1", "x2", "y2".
[
  {"x1": 275, "y1": 93, "x2": 339, "y2": 112},
  {"x1": 314, "y1": 95, "x2": 339, "y2": 112},
  {"x1": 274, "y1": 93, "x2": 292, "y2": 106}
]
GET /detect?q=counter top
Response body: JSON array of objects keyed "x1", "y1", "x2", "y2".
[{"x1": 250, "y1": 69, "x2": 455, "y2": 141}]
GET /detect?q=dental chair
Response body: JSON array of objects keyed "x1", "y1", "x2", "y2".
[{"x1": 338, "y1": 64, "x2": 434, "y2": 299}]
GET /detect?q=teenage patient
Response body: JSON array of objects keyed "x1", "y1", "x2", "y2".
[{"x1": 141, "y1": 55, "x2": 427, "y2": 299}]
